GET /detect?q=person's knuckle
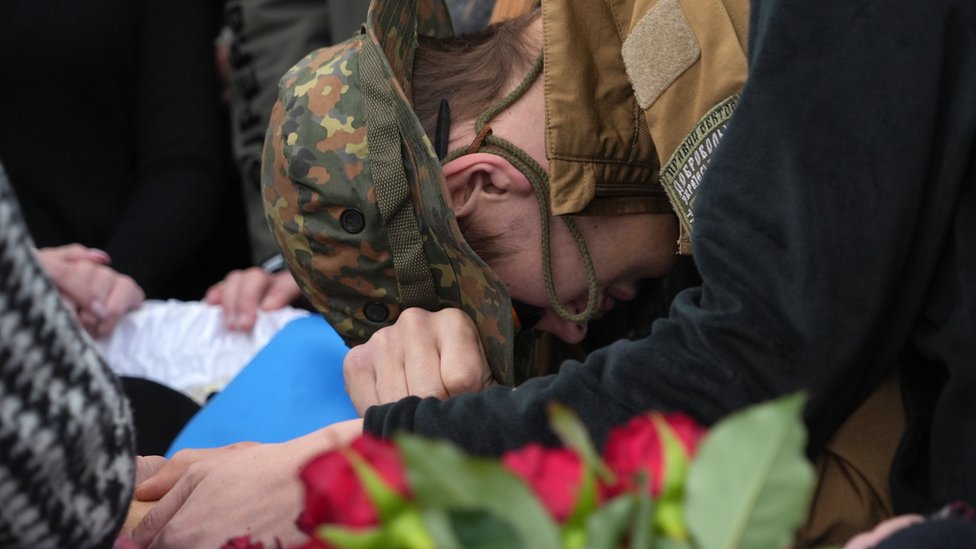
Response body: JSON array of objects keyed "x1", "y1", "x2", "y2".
[
  {"x1": 168, "y1": 449, "x2": 197, "y2": 466},
  {"x1": 397, "y1": 307, "x2": 430, "y2": 327},
  {"x1": 443, "y1": 367, "x2": 480, "y2": 394},
  {"x1": 343, "y1": 346, "x2": 370, "y2": 375},
  {"x1": 153, "y1": 524, "x2": 191, "y2": 549},
  {"x1": 226, "y1": 441, "x2": 256, "y2": 451}
]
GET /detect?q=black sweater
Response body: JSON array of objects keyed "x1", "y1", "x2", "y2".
[
  {"x1": 366, "y1": 0, "x2": 976, "y2": 515},
  {"x1": 0, "y1": 0, "x2": 235, "y2": 299}
]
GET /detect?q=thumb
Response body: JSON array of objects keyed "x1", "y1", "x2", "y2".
[
  {"x1": 134, "y1": 451, "x2": 200, "y2": 502},
  {"x1": 131, "y1": 477, "x2": 197, "y2": 547},
  {"x1": 63, "y1": 246, "x2": 111, "y2": 264},
  {"x1": 136, "y1": 455, "x2": 169, "y2": 486}
]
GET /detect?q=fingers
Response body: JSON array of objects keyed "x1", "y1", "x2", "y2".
[
  {"x1": 131, "y1": 472, "x2": 199, "y2": 547},
  {"x1": 343, "y1": 308, "x2": 491, "y2": 415},
  {"x1": 344, "y1": 345, "x2": 381, "y2": 416},
  {"x1": 134, "y1": 444, "x2": 257, "y2": 502},
  {"x1": 217, "y1": 268, "x2": 276, "y2": 331},
  {"x1": 259, "y1": 272, "x2": 302, "y2": 310},
  {"x1": 437, "y1": 311, "x2": 493, "y2": 395},
  {"x1": 400, "y1": 310, "x2": 450, "y2": 399},
  {"x1": 401, "y1": 308, "x2": 488, "y2": 398},
  {"x1": 63, "y1": 245, "x2": 111, "y2": 264},
  {"x1": 36, "y1": 244, "x2": 110, "y2": 270},
  {"x1": 134, "y1": 448, "x2": 207, "y2": 502},
  {"x1": 203, "y1": 280, "x2": 223, "y2": 305},
  {"x1": 136, "y1": 455, "x2": 170, "y2": 486},
  {"x1": 96, "y1": 273, "x2": 144, "y2": 337},
  {"x1": 36, "y1": 252, "x2": 144, "y2": 338},
  {"x1": 844, "y1": 514, "x2": 926, "y2": 549}
]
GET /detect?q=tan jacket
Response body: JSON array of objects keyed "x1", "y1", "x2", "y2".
[
  {"x1": 544, "y1": 3, "x2": 903, "y2": 544},
  {"x1": 543, "y1": 0, "x2": 749, "y2": 253}
]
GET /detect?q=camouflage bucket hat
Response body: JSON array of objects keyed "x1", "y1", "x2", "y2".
[{"x1": 262, "y1": 0, "x2": 516, "y2": 384}]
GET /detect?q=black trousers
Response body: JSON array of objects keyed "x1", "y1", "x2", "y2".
[{"x1": 120, "y1": 376, "x2": 200, "y2": 456}]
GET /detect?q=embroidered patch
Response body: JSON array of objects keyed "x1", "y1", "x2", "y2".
[
  {"x1": 622, "y1": 0, "x2": 700, "y2": 110},
  {"x1": 659, "y1": 94, "x2": 739, "y2": 240}
]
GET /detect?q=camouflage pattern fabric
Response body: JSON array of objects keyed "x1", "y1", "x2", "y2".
[{"x1": 262, "y1": 0, "x2": 516, "y2": 384}]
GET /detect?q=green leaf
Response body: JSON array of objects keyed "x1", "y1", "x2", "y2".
[
  {"x1": 316, "y1": 524, "x2": 386, "y2": 549},
  {"x1": 420, "y1": 508, "x2": 462, "y2": 549},
  {"x1": 548, "y1": 403, "x2": 614, "y2": 482},
  {"x1": 447, "y1": 508, "x2": 522, "y2": 549},
  {"x1": 386, "y1": 507, "x2": 436, "y2": 549},
  {"x1": 654, "y1": 415, "x2": 691, "y2": 502},
  {"x1": 396, "y1": 433, "x2": 562, "y2": 549},
  {"x1": 684, "y1": 393, "x2": 815, "y2": 549},
  {"x1": 653, "y1": 416, "x2": 690, "y2": 540},
  {"x1": 346, "y1": 449, "x2": 410, "y2": 521},
  {"x1": 547, "y1": 403, "x2": 606, "y2": 529},
  {"x1": 628, "y1": 485, "x2": 655, "y2": 549},
  {"x1": 655, "y1": 539, "x2": 694, "y2": 549},
  {"x1": 583, "y1": 494, "x2": 636, "y2": 549}
]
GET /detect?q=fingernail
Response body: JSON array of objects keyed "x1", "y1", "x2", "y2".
[{"x1": 113, "y1": 535, "x2": 137, "y2": 549}]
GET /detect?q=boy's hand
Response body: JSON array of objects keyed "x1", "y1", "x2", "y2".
[{"x1": 343, "y1": 307, "x2": 493, "y2": 415}]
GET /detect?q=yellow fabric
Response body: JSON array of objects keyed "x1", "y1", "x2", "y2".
[
  {"x1": 490, "y1": 0, "x2": 539, "y2": 23},
  {"x1": 796, "y1": 370, "x2": 903, "y2": 548},
  {"x1": 542, "y1": 0, "x2": 749, "y2": 251}
]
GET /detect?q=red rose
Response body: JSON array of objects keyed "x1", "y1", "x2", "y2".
[
  {"x1": 502, "y1": 443, "x2": 584, "y2": 522},
  {"x1": 296, "y1": 434, "x2": 410, "y2": 533},
  {"x1": 289, "y1": 539, "x2": 330, "y2": 549},
  {"x1": 601, "y1": 412, "x2": 705, "y2": 499},
  {"x1": 219, "y1": 536, "x2": 266, "y2": 549}
]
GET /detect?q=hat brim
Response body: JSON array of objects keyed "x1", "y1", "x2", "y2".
[{"x1": 263, "y1": 0, "x2": 516, "y2": 384}]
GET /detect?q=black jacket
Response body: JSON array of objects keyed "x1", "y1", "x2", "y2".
[{"x1": 366, "y1": 0, "x2": 976, "y2": 514}]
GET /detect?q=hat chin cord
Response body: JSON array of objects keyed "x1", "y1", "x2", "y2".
[{"x1": 443, "y1": 53, "x2": 600, "y2": 324}]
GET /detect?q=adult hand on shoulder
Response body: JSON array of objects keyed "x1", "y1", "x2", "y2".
[
  {"x1": 204, "y1": 267, "x2": 302, "y2": 331},
  {"x1": 36, "y1": 244, "x2": 145, "y2": 338},
  {"x1": 344, "y1": 307, "x2": 493, "y2": 415},
  {"x1": 130, "y1": 419, "x2": 364, "y2": 548}
]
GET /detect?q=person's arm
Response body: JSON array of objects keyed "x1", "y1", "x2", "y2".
[
  {"x1": 104, "y1": 0, "x2": 225, "y2": 296},
  {"x1": 365, "y1": 0, "x2": 974, "y2": 457},
  {"x1": 0, "y1": 169, "x2": 135, "y2": 548},
  {"x1": 130, "y1": 419, "x2": 363, "y2": 547},
  {"x1": 226, "y1": 0, "x2": 341, "y2": 264}
]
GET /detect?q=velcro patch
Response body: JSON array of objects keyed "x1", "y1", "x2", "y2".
[
  {"x1": 622, "y1": 0, "x2": 700, "y2": 110},
  {"x1": 660, "y1": 94, "x2": 739, "y2": 243}
]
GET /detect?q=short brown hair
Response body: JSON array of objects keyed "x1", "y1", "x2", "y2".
[
  {"x1": 411, "y1": 10, "x2": 541, "y2": 267},
  {"x1": 412, "y1": 10, "x2": 541, "y2": 142}
]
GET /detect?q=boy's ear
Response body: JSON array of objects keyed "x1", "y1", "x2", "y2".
[{"x1": 442, "y1": 153, "x2": 531, "y2": 219}]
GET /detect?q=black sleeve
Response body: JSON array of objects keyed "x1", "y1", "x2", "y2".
[
  {"x1": 873, "y1": 519, "x2": 976, "y2": 549},
  {"x1": 365, "y1": 0, "x2": 976, "y2": 459},
  {"x1": 104, "y1": 0, "x2": 225, "y2": 296}
]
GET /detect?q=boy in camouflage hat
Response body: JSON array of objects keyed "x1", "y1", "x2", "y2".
[
  {"x1": 263, "y1": 1, "x2": 896, "y2": 545},
  {"x1": 131, "y1": 0, "x2": 976, "y2": 545},
  {"x1": 261, "y1": 0, "x2": 687, "y2": 387}
]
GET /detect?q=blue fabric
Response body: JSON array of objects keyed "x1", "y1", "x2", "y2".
[{"x1": 166, "y1": 315, "x2": 357, "y2": 456}]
